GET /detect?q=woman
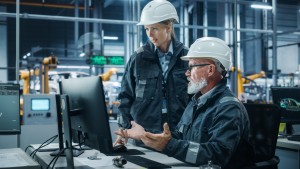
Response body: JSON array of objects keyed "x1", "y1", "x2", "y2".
[{"x1": 115, "y1": 0, "x2": 189, "y2": 145}]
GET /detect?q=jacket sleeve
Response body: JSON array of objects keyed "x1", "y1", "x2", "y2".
[
  {"x1": 162, "y1": 103, "x2": 247, "y2": 167},
  {"x1": 117, "y1": 55, "x2": 136, "y2": 129}
]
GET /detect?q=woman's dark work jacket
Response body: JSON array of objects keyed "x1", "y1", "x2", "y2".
[{"x1": 117, "y1": 39, "x2": 189, "y2": 133}]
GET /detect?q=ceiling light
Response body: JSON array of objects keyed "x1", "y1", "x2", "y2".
[
  {"x1": 251, "y1": 4, "x2": 272, "y2": 10},
  {"x1": 79, "y1": 53, "x2": 85, "y2": 57},
  {"x1": 103, "y1": 36, "x2": 118, "y2": 40}
]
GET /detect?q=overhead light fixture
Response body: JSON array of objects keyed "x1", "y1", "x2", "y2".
[
  {"x1": 103, "y1": 36, "x2": 118, "y2": 40},
  {"x1": 79, "y1": 53, "x2": 85, "y2": 57},
  {"x1": 293, "y1": 32, "x2": 300, "y2": 35},
  {"x1": 251, "y1": 3, "x2": 272, "y2": 10},
  {"x1": 22, "y1": 52, "x2": 31, "y2": 59}
]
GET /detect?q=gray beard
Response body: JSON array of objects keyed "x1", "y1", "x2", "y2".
[{"x1": 187, "y1": 78, "x2": 208, "y2": 94}]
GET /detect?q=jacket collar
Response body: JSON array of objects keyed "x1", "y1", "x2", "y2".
[
  {"x1": 193, "y1": 78, "x2": 228, "y2": 108},
  {"x1": 155, "y1": 41, "x2": 173, "y2": 55}
]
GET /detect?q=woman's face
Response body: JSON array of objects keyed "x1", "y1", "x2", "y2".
[{"x1": 144, "y1": 23, "x2": 171, "y2": 51}]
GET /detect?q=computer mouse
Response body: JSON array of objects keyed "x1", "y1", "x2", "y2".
[{"x1": 113, "y1": 144, "x2": 128, "y2": 153}]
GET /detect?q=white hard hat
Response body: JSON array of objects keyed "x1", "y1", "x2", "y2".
[
  {"x1": 137, "y1": 0, "x2": 179, "y2": 25},
  {"x1": 181, "y1": 37, "x2": 232, "y2": 70}
]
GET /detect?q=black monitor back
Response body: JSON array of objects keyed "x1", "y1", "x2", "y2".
[
  {"x1": 243, "y1": 103, "x2": 281, "y2": 166},
  {"x1": 59, "y1": 76, "x2": 114, "y2": 154}
]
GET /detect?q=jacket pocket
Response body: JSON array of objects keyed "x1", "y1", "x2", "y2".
[{"x1": 135, "y1": 72, "x2": 159, "y2": 100}]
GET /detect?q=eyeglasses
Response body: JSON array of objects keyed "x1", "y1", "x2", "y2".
[{"x1": 187, "y1": 64, "x2": 210, "y2": 72}]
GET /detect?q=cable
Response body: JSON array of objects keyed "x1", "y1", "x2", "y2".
[
  {"x1": 30, "y1": 134, "x2": 58, "y2": 157},
  {"x1": 72, "y1": 132, "x2": 86, "y2": 151},
  {"x1": 50, "y1": 147, "x2": 68, "y2": 169},
  {"x1": 46, "y1": 147, "x2": 67, "y2": 169},
  {"x1": 25, "y1": 145, "x2": 34, "y2": 153}
]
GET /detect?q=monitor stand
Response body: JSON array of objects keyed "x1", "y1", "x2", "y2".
[
  {"x1": 50, "y1": 95, "x2": 84, "y2": 157},
  {"x1": 50, "y1": 149, "x2": 84, "y2": 157},
  {"x1": 56, "y1": 166, "x2": 93, "y2": 169}
]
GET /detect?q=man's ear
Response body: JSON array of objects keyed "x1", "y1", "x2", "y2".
[{"x1": 208, "y1": 64, "x2": 215, "y2": 76}]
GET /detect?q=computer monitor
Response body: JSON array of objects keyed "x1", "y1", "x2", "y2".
[
  {"x1": 0, "y1": 83, "x2": 20, "y2": 135},
  {"x1": 59, "y1": 76, "x2": 114, "y2": 154},
  {"x1": 271, "y1": 87, "x2": 300, "y2": 135}
]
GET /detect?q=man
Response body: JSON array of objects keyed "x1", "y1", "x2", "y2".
[{"x1": 115, "y1": 37, "x2": 254, "y2": 169}]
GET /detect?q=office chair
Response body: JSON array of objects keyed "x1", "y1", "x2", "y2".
[{"x1": 243, "y1": 103, "x2": 281, "y2": 169}]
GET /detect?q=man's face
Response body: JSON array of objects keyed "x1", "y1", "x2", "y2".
[{"x1": 185, "y1": 59, "x2": 211, "y2": 94}]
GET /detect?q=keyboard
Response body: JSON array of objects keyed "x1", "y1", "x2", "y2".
[
  {"x1": 124, "y1": 155, "x2": 171, "y2": 168},
  {"x1": 105, "y1": 148, "x2": 145, "y2": 156},
  {"x1": 287, "y1": 135, "x2": 300, "y2": 142}
]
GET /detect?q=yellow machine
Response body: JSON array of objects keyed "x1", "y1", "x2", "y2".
[
  {"x1": 19, "y1": 70, "x2": 31, "y2": 117},
  {"x1": 99, "y1": 68, "x2": 118, "y2": 81},
  {"x1": 99, "y1": 68, "x2": 119, "y2": 119},
  {"x1": 236, "y1": 68, "x2": 265, "y2": 99},
  {"x1": 19, "y1": 70, "x2": 30, "y2": 95},
  {"x1": 41, "y1": 55, "x2": 58, "y2": 94},
  {"x1": 20, "y1": 55, "x2": 58, "y2": 94}
]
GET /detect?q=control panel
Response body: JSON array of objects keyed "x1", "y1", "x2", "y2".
[{"x1": 23, "y1": 94, "x2": 57, "y2": 125}]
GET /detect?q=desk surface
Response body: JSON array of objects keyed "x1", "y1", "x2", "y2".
[
  {"x1": 0, "y1": 148, "x2": 41, "y2": 169},
  {"x1": 28, "y1": 144, "x2": 198, "y2": 169},
  {"x1": 277, "y1": 138, "x2": 300, "y2": 150}
]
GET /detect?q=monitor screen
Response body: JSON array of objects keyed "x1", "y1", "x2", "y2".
[
  {"x1": 271, "y1": 87, "x2": 300, "y2": 135},
  {"x1": 31, "y1": 98, "x2": 50, "y2": 111},
  {"x1": 59, "y1": 76, "x2": 114, "y2": 154},
  {"x1": 271, "y1": 87, "x2": 300, "y2": 124},
  {"x1": 0, "y1": 83, "x2": 20, "y2": 135}
]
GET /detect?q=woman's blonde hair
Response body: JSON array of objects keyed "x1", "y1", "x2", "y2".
[{"x1": 159, "y1": 19, "x2": 176, "y2": 40}]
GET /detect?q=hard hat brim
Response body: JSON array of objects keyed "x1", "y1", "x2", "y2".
[
  {"x1": 180, "y1": 55, "x2": 213, "y2": 61},
  {"x1": 137, "y1": 19, "x2": 179, "y2": 26},
  {"x1": 136, "y1": 21, "x2": 157, "y2": 26}
]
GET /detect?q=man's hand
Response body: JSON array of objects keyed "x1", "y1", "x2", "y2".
[
  {"x1": 113, "y1": 121, "x2": 145, "y2": 146},
  {"x1": 141, "y1": 123, "x2": 171, "y2": 151}
]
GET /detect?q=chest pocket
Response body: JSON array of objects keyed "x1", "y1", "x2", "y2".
[
  {"x1": 189, "y1": 111, "x2": 212, "y2": 142},
  {"x1": 136, "y1": 71, "x2": 159, "y2": 101}
]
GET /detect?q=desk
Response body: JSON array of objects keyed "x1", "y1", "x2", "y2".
[
  {"x1": 28, "y1": 144, "x2": 198, "y2": 169},
  {"x1": 276, "y1": 138, "x2": 300, "y2": 169},
  {"x1": 0, "y1": 148, "x2": 41, "y2": 169}
]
